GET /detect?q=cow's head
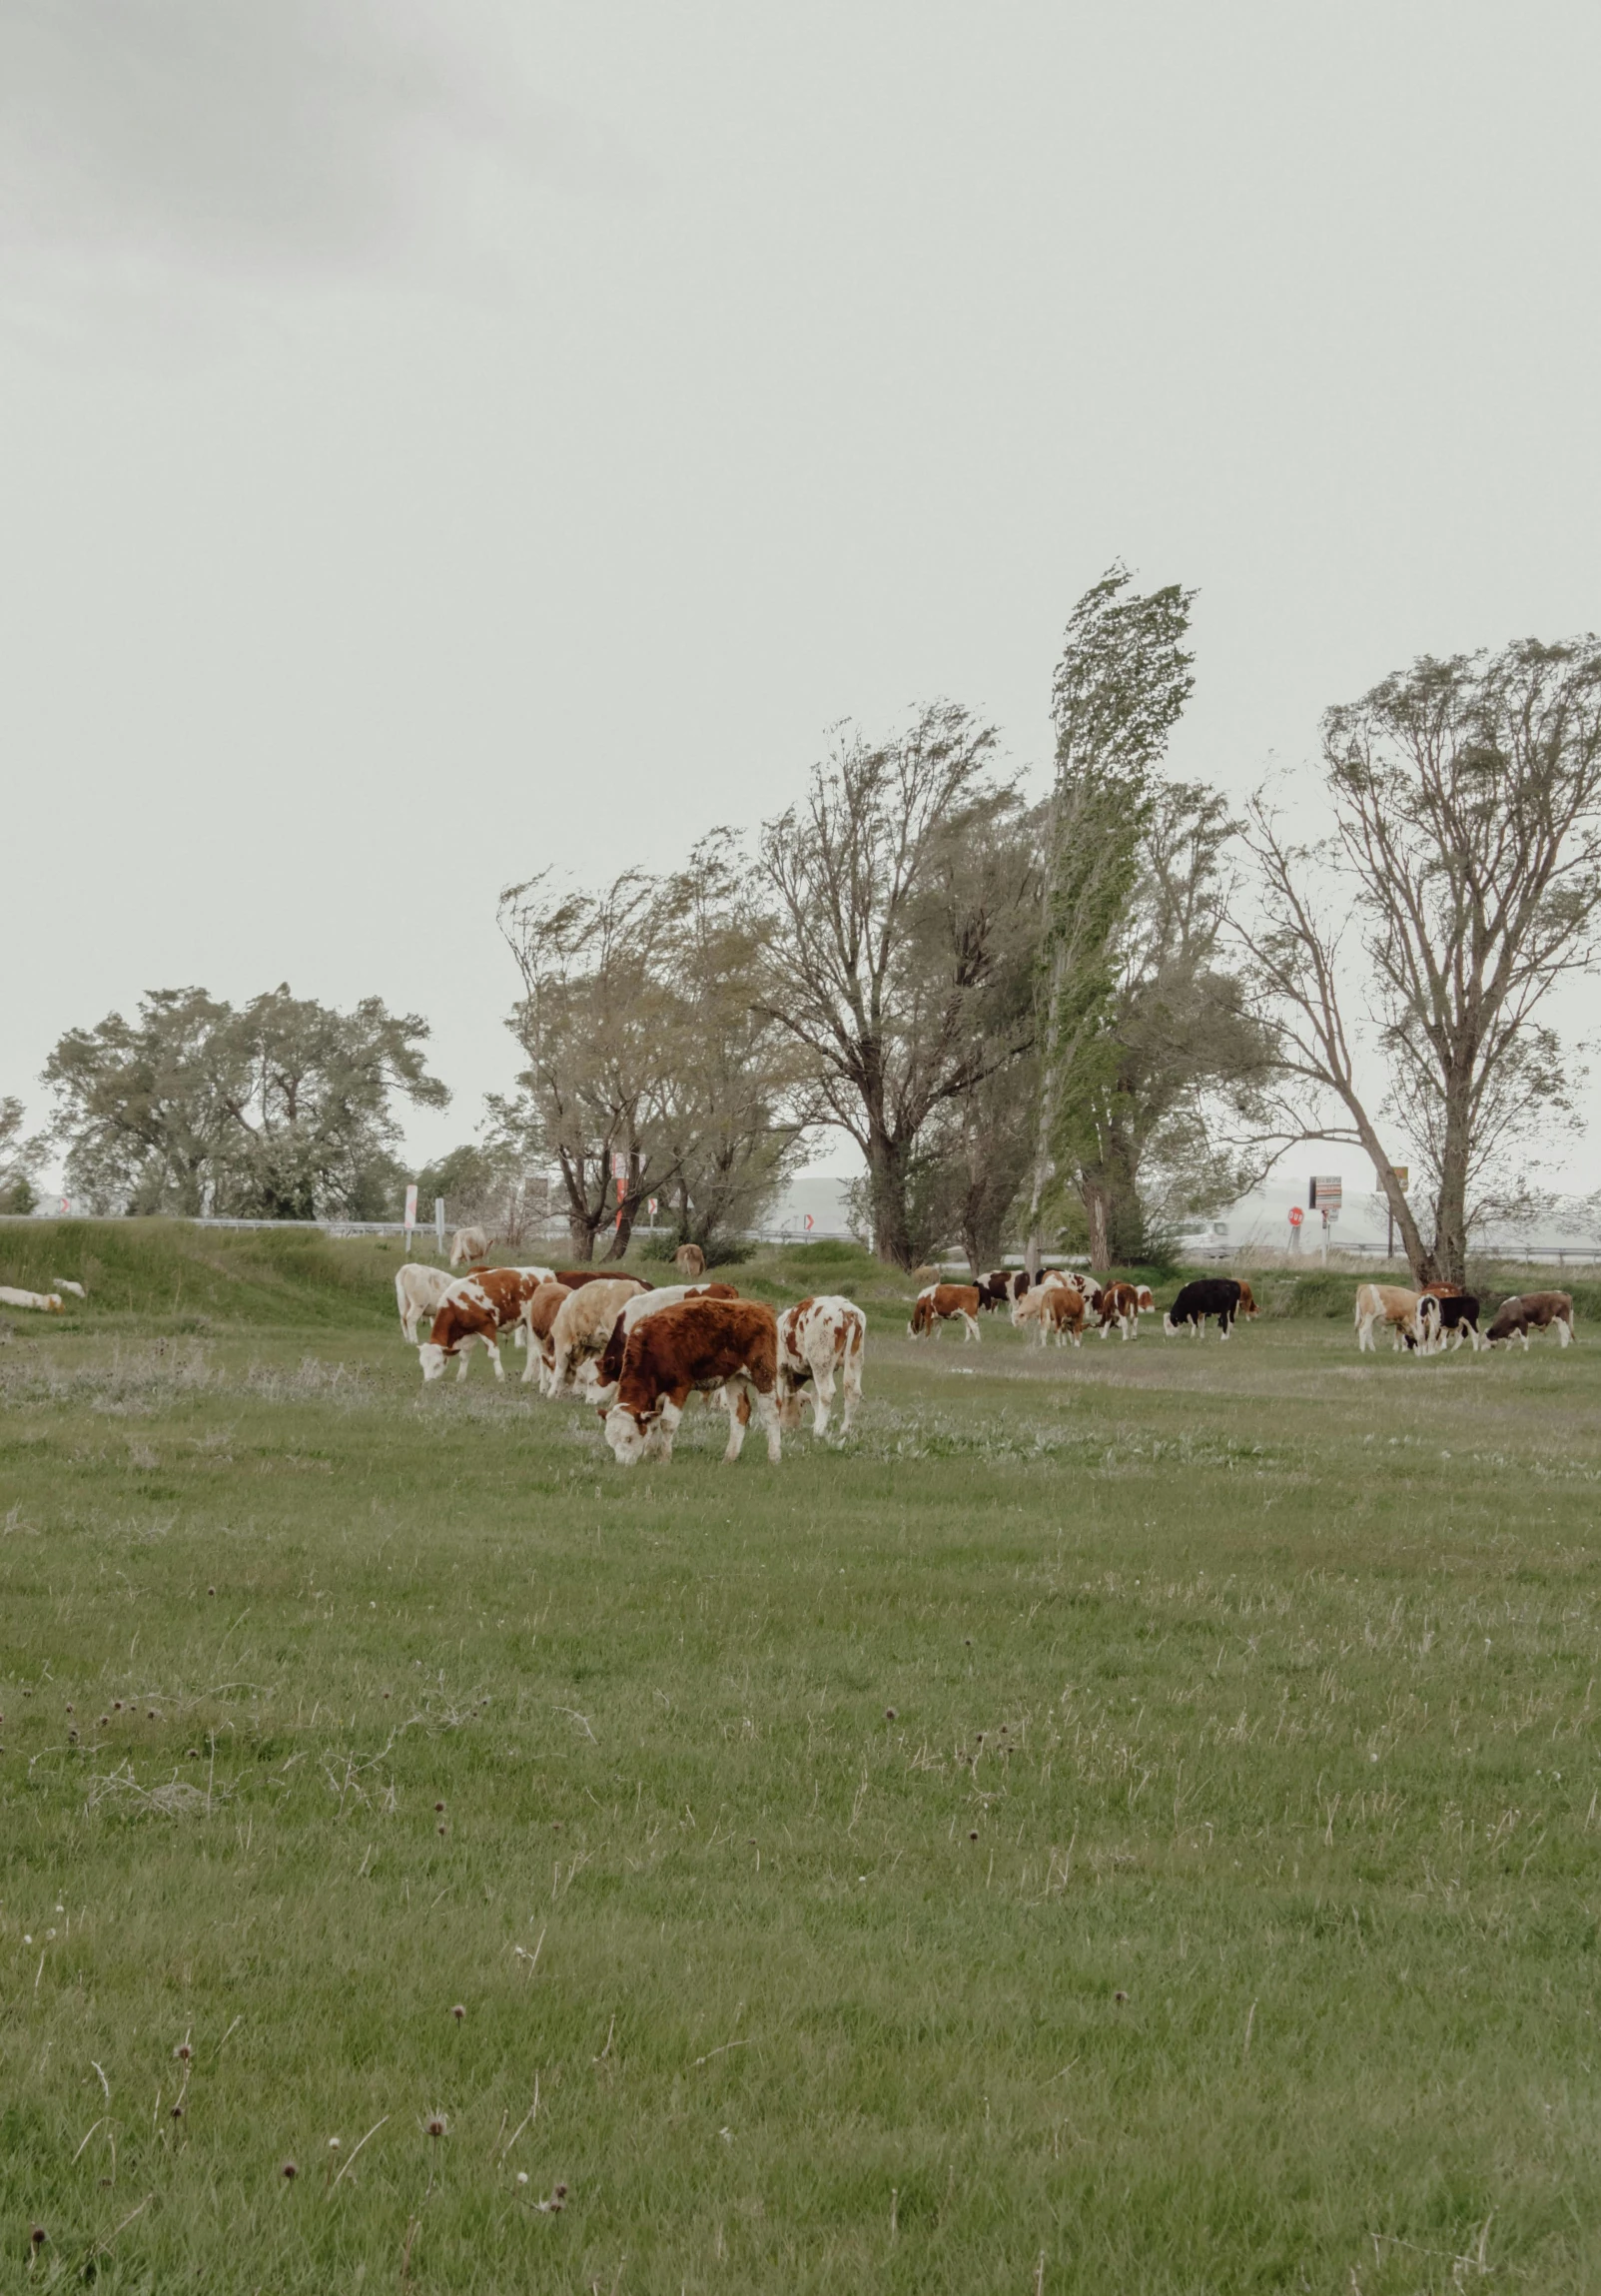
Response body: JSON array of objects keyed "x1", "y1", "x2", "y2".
[{"x1": 417, "y1": 1342, "x2": 449, "y2": 1382}]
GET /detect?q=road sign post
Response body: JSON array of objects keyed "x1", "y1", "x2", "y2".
[{"x1": 403, "y1": 1183, "x2": 418, "y2": 1256}]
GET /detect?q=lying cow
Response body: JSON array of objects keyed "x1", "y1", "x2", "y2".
[
  {"x1": 1417, "y1": 1291, "x2": 1481, "y2": 1352},
  {"x1": 1353, "y1": 1282, "x2": 1429, "y2": 1354},
  {"x1": 909, "y1": 1283, "x2": 982, "y2": 1342},
  {"x1": 1097, "y1": 1280, "x2": 1141, "y2": 1340},
  {"x1": 1484, "y1": 1291, "x2": 1575, "y2": 1350},
  {"x1": 584, "y1": 1283, "x2": 740, "y2": 1410},
  {"x1": 605, "y1": 1297, "x2": 783, "y2": 1467},
  {"x1": 547, "y1": 1276, "x2": 649, "y2": 1392},
  {"x1": 0, "y1": 1286, "x2": 64, "y2": 1313},
  {"x1": 418, "y1": 1268, "x2": 548, "y2": 1382},
  {"x1": 1165, "y1": 1277, "x2": 1243, "y2": 1338},
  {"x1": 448, "y1": 1225, "x2": 490, "y2": 1268},
  {"x1": 776, "y1": 1295, "x2": 866, "y2": 1437}
]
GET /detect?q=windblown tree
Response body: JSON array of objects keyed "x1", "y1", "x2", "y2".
[
  {"x1": 1074, "y1": 782, "x2": 1274, "y2": 1262},
  {"x1": 1235, "y1": 636, "x2": 1601, "y2": 1285},
  {"x1": 646, "y1": 836, "x2": 811, "y2": 1253},
  {"x1": 495, "y1": 870, "x2": 678, "y2": 1261},
  {"x1": 0, "y1": 1096, "x2": 48, "y2": 1213},
  {"x1": 43, "y1": 986, "x2": 445, "y2": 1217},
  {"x1": 756, "y1": 704, "x2": 1039, "y2": 1268},
  {"x1": 1026, "y1": 567, "x2": 1199, "y2": 1271},
  {"x1": 495, "y1": 845, "x2": 803, "y2": 1261}
]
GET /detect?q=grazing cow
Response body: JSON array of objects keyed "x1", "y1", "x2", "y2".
[
  {"x1": 1134, "y1": 1285, "x2": 1156, "y2": 1315},
  {"x1": 1015, "y1": 1284, "x2": 1085, "y2": 1347},
  {"x1": 1097, "y1": 1280, "x2": 1141, "y2": 1340},
  {"x1": 1164, "y1": 1278, "x2": 1243, "y2": 1339},
  {"x1": 521, "y1": 1279, "x2": 575, "y2": 1390},
  {"x1": 395, "y1": 1261, "x2": 458, "y2": 1344},
  {"x1": 776, "y1": 1295, "x2": 866, "y2": 1437},
  {"x1": 674, "y1": 1242, "x2": 707, "y2": 1279},
  {"x1": 1417, "y1": 1291, "x2": 1482, "y2": 1353},
  {"x1": 584, "y1": 1283, "x2": 741, "y2": 1409},
  {"x1": 547, "y1": 1276, "x2": 649, "y2": 1392},
  {"x1": 1234, "y1": 1281, "x2": 1259, "y2": 1320},
  {"x1": 448, "y1": 1225, "x2": 490, "y2": 1268},
  {"x1": 553, "y1": 1268, "x2": 654, "y2": 1292},
  {"x1": 418, "y1": 1268, "x2": 548, "y2": 1383},
  {"x1": 909, "y1": 1283, "x2": 982, "y2": 1342},
  {"x1": 1353, "y1": 1283, "x2": 1429, "y2": 1354},
  {"x1": 976, "y1": 1269, "x2": 1030, "y2": 1312},
  {"x1": 0, "y1": 1286, "x2": 64, "y2": 1313},
  {"x1": 606, "y1": 1297, "x2": 782, "y2": 1467},
  {"x1": 1484, "y1": 1291, "x2": 1575, "y2": 1350}
]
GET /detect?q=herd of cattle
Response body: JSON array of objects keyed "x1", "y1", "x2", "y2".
[
  {"x1": 397, "y1": 1249, "x2": 1579, "y2": 1471},
  {"x1": 397, "y1": 1247, "x2": 862, "y2": 1468}
]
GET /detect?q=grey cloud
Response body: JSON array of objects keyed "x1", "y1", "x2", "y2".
[{"x1": 0, "y1": 0, "x2": 638, "y2": 277}]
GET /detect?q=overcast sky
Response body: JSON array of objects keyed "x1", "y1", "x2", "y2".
[{"x1": 5, "y1": 1, "x2": 1600, "y2": 1195}]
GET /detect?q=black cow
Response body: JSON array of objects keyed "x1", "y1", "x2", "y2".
[
  {"x1": 1163, "y1": 1277, "x2": 1242, "y2": 1339},
  {"x1": 1419, "y1": 1292, "x2": 1481, "y2": 1353},
  {"x1": 976, "y1": 1269, "x2": 1030, "y2": 1312}
]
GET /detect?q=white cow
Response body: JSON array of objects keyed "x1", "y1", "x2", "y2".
[
  {"x1": 448, "y1": 1225, "x2": 490, "y2": 1268},
  {"x1": 395, "y1": 1261, "x2": 458, "y2": 1344},
  {"x1": 0, "y1": 1286, "x2": 64, "y2": 1312},
  {"x1": 776, "y1": 1295, "x2": 865, "y2": 1438}
]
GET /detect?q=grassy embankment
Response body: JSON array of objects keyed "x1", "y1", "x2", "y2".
[{"x1": 2, "y1": 1220, "x2": 1599, "y2": 2292}]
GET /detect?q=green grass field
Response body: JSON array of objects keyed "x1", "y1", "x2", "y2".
[{"x1": 2, "y1": 1223, "x2": 1599, "y2": 2292}]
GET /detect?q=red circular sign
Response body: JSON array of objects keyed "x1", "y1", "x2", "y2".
[{"x1": 1288, "y1": 1206, "x2": 1304, "y2": 1226}]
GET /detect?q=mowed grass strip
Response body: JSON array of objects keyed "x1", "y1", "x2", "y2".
[{"x1": 1, "y1": 1235, "x2": 1599, "y2": 2290}]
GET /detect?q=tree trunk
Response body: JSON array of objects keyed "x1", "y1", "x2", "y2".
[
  {"x1": 1430, "y1": 1073, "x2": 1473, "y2": 1287},
  {"x1": 1083, "y1": 1177, "x2": 1112, "y2": 1273},
  {"x1": 867, "y1": 1130, "x2": 916, "y2": 1268}
]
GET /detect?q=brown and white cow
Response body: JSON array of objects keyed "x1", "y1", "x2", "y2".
[
  {"x1": 584, "y1": 1283, "x2": 741, "y2": 1410},
  {"x1": 1015, "y1": 1283, "x2": 1085, "y2": 1347},
  {"x1": 418, "y1": 1268, "x2": 548, "y2": 1383},
  {"x1": 776, "y1": 1295, "x2": 866, "y2": 1438},
  {"x1": 521, "y1": 1279, "x2": 575, "y2": 1389},
  {"x1": 1484, "y1": 1291, "x2": 1575, "y2": 1350},
  {"x1": 1353, "y1": 1282, "x2": 1429, "y2": 1354},
  {"x1": 976, "y1": 1269, "x2": 1030, "y2": 1312},
  {"x1": 909, "y1": 1283, "x2": 982, "y2": 1342},
  {"x1": 1097, "y1": 1280, "x2": 1141, "y2": 1340},
  {"x1": 547, "y1": 1276, "x2": 650, "y2": 1392},
  {"x1": 1134, "y1": 1284, "x2": 1156, "y2": 1317},
  {"x1": 605, "y1": 1297, "x2": 782, "y2": 1467}
]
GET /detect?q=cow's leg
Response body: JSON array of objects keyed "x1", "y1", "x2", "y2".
[
  {"x1": 964, "y1": 1313, "x2": 980, "y2": 1343},
  {"x1": 753, "y1": 1386, "x2": 782, "y2": 1463},
  {"x1": 454, "y1": 1338, "x2": 472, "y2": 1382},
  {"x1": 839, "y1": 1353, "x2": 862, "y2": 1435},
  {"x1": 811, "y1": 1359, "x2": 835, "y2": 1437},
  {"x1": 1557, "y1": 1318, "x2": 1573, "y2": 1347},
  {"x1": 487, "y1": 1336, "x2": 505, "y2": 1382},
  {"x1": 721, "y1": 1384, "x2": 749, "y2": 1463}
]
